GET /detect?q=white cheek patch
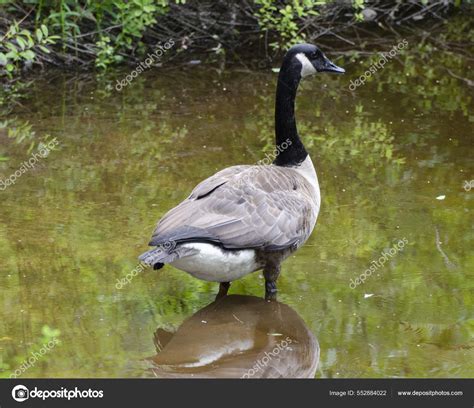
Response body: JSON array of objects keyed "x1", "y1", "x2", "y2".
[{"x1": 296, "y1": 53, "x2": 317, "y2": 77}]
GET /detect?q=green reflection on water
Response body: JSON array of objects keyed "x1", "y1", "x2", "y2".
[{"x1": 0, "y1": 30, "x2": 473, "y2": 378}]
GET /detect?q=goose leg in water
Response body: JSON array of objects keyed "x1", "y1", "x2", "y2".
[
  {"x1": 216, "y1": 282, "x2": 230, "y2": 300},
  {"x1": 264, "y1": 263, "x2": 281, "y2": 301}
]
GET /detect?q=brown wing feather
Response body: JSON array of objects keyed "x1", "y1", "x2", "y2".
[{"x1": 149, "y1": 165, "x2": 319, "y2": 251}]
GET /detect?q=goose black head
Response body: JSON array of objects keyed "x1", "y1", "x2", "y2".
[{"x1": 286, "y1": 43, "x2": 345, "y2": 78}]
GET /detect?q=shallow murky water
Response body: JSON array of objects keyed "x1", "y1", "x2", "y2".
[{"x1": 0, "y1": 32, "x2": 473, "y2": 378}]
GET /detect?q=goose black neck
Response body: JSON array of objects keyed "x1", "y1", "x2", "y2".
[{"x1": 273, "y1": 58, "x2": 308, "y2": 167}]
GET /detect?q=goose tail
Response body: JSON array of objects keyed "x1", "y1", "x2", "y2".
[
  {"x1": 138, "y1": 248, "x2": 175, "y2": 270},
  {"x1": 139, "y1": 243, "x2": 196, "y2": 270}
]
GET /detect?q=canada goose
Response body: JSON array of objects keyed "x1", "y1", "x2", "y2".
[{"x1": 140, "y1": 43, "x2": 344, "y2": 300}]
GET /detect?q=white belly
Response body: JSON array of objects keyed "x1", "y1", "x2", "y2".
[{"x1": 170, "y1": 243, "x2": 258, "y2": 282}]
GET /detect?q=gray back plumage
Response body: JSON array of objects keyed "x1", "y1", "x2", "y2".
[{"x1": 148, "y1": 164, "x2": 320, "y2": 252}]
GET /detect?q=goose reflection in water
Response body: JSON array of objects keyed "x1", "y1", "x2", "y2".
[{"x1": 149, "y1": 295, "x2": 319, "y2": 378}]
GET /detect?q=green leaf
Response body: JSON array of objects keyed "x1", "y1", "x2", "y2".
[
  {"x1": 38, "y1": 45, "x2": 50, "y2": 53},
  {"x1": 41, "y1": 24, "x2": 48, "y2": 38},
  {"x1": 6, "y1": 42, "x2": 17, "y2": 52},
  {"x1": 20, "y1": 50, "x2": 35, "y2": 61},
  {"x1": 35, "y1": 28, "x2": 43, "y2": 43},
  {"x1": 26, "y1": 35, "x2": 34, "y2": 48},
  {"x1": 16, "y1": 36, "x2": 26, "y2": 50},
  {"x1": 6, "y1": 63, "x2": 14, "y2": 72},
  {"x1": 0, "y1": 52, "x2": 7, "y2": 66}
]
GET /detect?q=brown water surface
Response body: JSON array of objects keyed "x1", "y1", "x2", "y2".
[{"x1": 0, "y1": 31, "x2": 472, "y2": 377}]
